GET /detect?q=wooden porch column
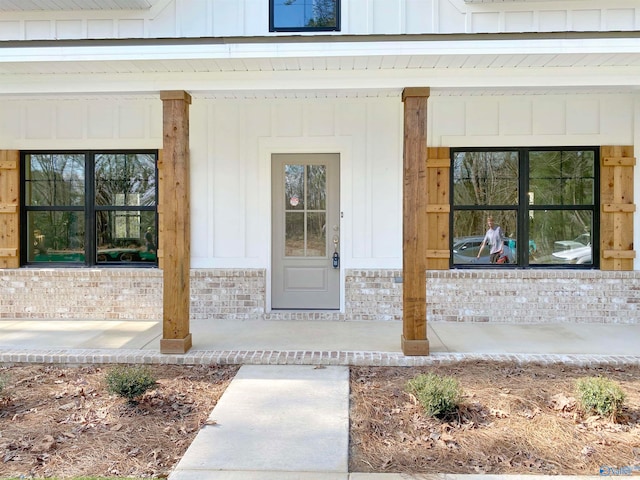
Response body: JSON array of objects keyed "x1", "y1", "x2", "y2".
[
  {"x1": 159, "y1": 90, "x2": 193, "y2": 354},
  {"x1": 401, "y1": 87, "x2": 430, "y2": 356}
]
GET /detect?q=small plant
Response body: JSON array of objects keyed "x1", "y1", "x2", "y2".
[
  {"x1": 407, "y1": 372, "x2": 462, "y2": 418},
  {"x1": 575, "y1": 376, "x2": 626, "y2": 419},
  {"x1": 0, "y1": 373, "x2": 7, "y2": 396},
  {"x1": 105, "y1": 365, "x2": 157, "y2": 404}
]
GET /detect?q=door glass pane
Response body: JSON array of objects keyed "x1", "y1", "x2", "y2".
[
  {"x1": 27, "y1": 211, "x2": 85, "y2": 263},
  {"x1": 529, "y1": 210, "x2": 593, "y2": 265},
  {"x1": 453, "y1": 151, "x2": 519, "y2": 206},
  {"x1": 285, "y1": 212, "x2": 305, "y2": 256},
  {"x1": 453, "y1": 210, "x2": 517, "y2": 265},
  {"x1": 285, "y1": 164, "x2": 304, "y2": 210},
  {"x1": 307, "y1": 212, "x2": 326, "y2": 256},
  {"x1": 24, "y1": 154, "x2": 85, "y2": 206},
  {"x1": 307, "y1": 165, "x2": 326, "y2": 210},
  {"x1": 529, "y1": 150, "x2": 594, "y2": 205}
]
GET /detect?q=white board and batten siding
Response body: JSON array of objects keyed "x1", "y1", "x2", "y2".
[
  {"x1": 0, "y1": 0, "x2": 639, "y2": 41},
  {"x1": 0, "y1": 91, "x2": 639, "y2": 270}
]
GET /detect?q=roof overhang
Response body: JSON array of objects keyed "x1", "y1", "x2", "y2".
[{"x1": 1, "y1": 32, "x2": 640, "y2": 96}]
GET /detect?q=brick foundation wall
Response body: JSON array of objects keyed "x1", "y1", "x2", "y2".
[
  {"x1": 0, "y1": 268, "x2": 163, "y2": 320},
  {"x1": 1, "y1": 268, "x2": 639, "y2": 324},
  {"x1": 427, "y1": 270, "x2": 640, "y2": 324},
  {"x1": 191, "y1": 269, "x2": 265, "y2": 320}
]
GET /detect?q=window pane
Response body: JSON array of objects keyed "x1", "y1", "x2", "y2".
[
  {"x1": 285, "y1": 212, "x2": 305, "y2": 256},
  {"x1": 453, "y1": 151, "x2": 518, "y2": 206},
  {"x1": 529, "y1": 150, "x2": 594, "y2": 205},
  {"x1": 529, "y1": 210, "x2": 593, "y2": 265},
  {"x1": 307, "y1": 165, "x2": 326, "y2": 210},
  {"x1": 285, "y1": 164, "x2": 305, "y2": 210},
  {"x1": 453, "y1": 210, "x2": 517, "y2": 265},
  {"x1": 96, "y1": 210, "x2": 157, "y2": 263},
  {"x1": 27, "y1": 211, "x2": 85, "y2": 263},
  {"x1": 25, "y1": 154, "x2": 85, "y2": 206},
  {"x1": 307, "y1": 212, "x2": 326, "y2": 256},
  {"x1": 272, "y1": 0, "x2": 338, "y2": 30},
  {"x1": 95, "y1": 153, "x2": 156, "y2": 207}
]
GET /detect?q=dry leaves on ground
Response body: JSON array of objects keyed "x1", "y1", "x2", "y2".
[
  {"x1": 0, "y1": 364, "x2": 239, "y2": 478},
  {"x1": 350, "y1": 361, "x2": 640, "y2": 476},
  {"x1": 2, "y1": 360, "x2": 639, "y2": 479}
]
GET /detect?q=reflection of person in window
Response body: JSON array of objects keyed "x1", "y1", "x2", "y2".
[
  {"x1": 33, "y1": 229, "x2": 46, "y2": 254},
  {"x1": 144, "y1": 227, "x2": 156, "y2": 253},
  {"x1": 477, "y1": 216, "x2": 505, "y2": 264}
]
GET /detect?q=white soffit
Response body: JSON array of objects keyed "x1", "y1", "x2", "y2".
[
  {"x1": 1, "y1": 36, "x2": 640, "y2": 93},
  {"x1": 0, "y1": 0, "x2": 155, "y2": 11}
]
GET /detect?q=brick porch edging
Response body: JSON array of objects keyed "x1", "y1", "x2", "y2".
[{"x1": 1, "y1": 348, "x2": 639, "y2": 367}]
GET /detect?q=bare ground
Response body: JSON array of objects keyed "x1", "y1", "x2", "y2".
[{"x1": 0, "y1": 361, "x2": 639, "y2": 478}]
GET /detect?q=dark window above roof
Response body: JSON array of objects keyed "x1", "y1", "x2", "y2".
[{"x1": 270, "y1": 0, "x2": 340, "y2": 32}]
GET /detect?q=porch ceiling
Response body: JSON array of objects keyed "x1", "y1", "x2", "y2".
[{"x1": 1, "y1": 35, "x2": 640, "y2": 95}]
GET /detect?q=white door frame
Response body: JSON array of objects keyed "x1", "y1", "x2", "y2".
[{"x1": 258, "y1": 136, "x2": 353, "y2": 313}]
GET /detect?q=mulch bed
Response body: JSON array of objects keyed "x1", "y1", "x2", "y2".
[
  {"x1": 350, "y1": 361, "x2": 640, "y2": 475},
  {"x1": 0, "y1": 364, "x2": 239, "y2": 478}
]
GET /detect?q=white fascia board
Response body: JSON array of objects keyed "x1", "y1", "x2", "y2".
[
  {"x1": 1, "y1": 37, "x2": 640, "y2": 63},
  {"x1": 2, "y1": 65, "x2": 640, "y2": 95}
]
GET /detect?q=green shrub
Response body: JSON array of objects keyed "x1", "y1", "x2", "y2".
[
  {"x1": 575, "y1": 376, "x2": 626, "y2": 419},
  {"x1": 407, "y1": 372, "x2": 462, "y2": 418},
  {"x1": 105, "y1": 365, "x2": 157, "y2": 403},
  {"x1": 0, "y1": 374, "x2": 7, "y2": 396}
]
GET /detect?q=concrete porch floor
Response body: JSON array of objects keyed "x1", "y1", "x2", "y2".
[{"x1": 0, "y1": 319, "x2": 638, "y2": 365}]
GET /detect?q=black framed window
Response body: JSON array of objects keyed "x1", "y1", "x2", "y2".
[
  {"x1": 270, "y1": 0, "x2": 340, "y2": 32},
  {"x1": 22, "y1": 151, "x2": 158, "y2": 267},
  {"x1": 451, "y1": 147, "x2": 598, "y2": 268}
]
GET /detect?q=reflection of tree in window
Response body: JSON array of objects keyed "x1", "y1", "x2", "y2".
[
  {"x1": 26, "y1": 154, "x2": 85, "y2": 207},
  {"x1": 529, "y1": 150, "x2": 594, "y2": 257},
  {"x1": 283, "y1": 0, "x2": 336, "y2": 27},
  {"x1": 95, "y1": 154, "x2": 156, "y2": 249},
  {"x1": 454, "y1": 151, "x2": 518, "y2": 206},
  {"x1": 453, "y1": 151, "x2": 518, "y2": 236},
  {"x1": 25, "y1": 154, "x2": 85, "y2": 256},
  {"x1": 530, "y1": 150, "x2": 594, "y2": 206}
]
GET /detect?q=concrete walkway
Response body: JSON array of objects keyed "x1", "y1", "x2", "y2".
[
  {"x1": 170, "y1": 364, "x2": 350, "y2": 480},
  {"x1": 0, "y1": 319, "x2": 636, "y2": 479}
]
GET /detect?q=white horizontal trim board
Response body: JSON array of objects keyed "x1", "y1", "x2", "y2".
[{"x1": 2, "y1": 37, "x2": 640, "y2": 64}]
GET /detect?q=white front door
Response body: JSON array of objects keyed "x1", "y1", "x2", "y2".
[{"x1": 271, "y1": 153, "x2": 340, "y2": 310}]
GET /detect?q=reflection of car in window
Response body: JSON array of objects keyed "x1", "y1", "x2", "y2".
[
  {"x1": 452, "y1": 236, "x2": 515, "y2": 265},
  {"x1": 552, "y1": 233, "x2": 592, "y2": 264},
  {"x1": 553, "y1": 233, "x2": 590, "y2": 253}
]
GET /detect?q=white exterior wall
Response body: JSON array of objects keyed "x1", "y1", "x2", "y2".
[
  {"x1": 0, "y1": 95, "x2": 161, "y2": 150},
  {"x1": 1, "y1": 0, "x2": 639, "y2": 41},
  {"x1": 188, "y1": 95, "x2": 404, "y2": 271},
  {"x1": 1, "y1": 91, "x2": 637, "y2": 271}
]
